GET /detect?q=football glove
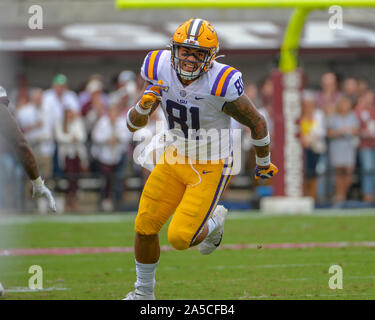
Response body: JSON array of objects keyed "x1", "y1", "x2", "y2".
[
  {"x1": 254, "y1": 163, "x2": 279, "y2": 180},
  {"x1": 139, "y1": 80, "x2": 168, "y2": 110},
  {"x1": 31, "y1": 177, "x2": 57, "y2": 212}
]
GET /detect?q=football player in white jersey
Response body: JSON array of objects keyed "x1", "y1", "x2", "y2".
[
  {"x1": 125, "y1": 18, "x2": 278, "y2": 300},
  {"x1": 0, "y1": 86, "x2": 56, "y2": 212}
]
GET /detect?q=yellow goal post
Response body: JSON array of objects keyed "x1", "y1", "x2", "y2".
[{"x1": 116, "y1": 0, "x2": 375, "y2": 73}]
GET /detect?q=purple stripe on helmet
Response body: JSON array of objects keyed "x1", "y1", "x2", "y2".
[
  {"x1": 211, "y1": 65, "x2": 230, "y2": 95},
  {"x1": 153, "y1": 50, "x2": 162, "y2": 81},
  {"x1": 220, "y1": 69, "x2": 239, "y2": 97},
  {"x1": 143, "y1": 52, "x2": 152, "y2": 80}
]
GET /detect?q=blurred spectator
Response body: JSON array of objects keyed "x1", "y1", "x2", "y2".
[
  {"x1": 355, "y1": 89, "x2": 375, "y2": 203},
  {"x1": 78, "y1": 74, "x2": 106, "y2": 108},
  {"x1": 314, "y1": 72, "x2": 341, "y2": 202},
  {"x1": 357, "y1": 78, "x2": 369, "y2": 97},
  {"x1": 43, "y1": 74, "x2": 80, "y2": 124},
  {"x1": 55, "y1": 108, "x2": 88, "y2": 211},
  {"x1": 253, "y1": 81, "x2": 273, "y2": 138},
  {"x1": 342, "y1": 77, "x2": 359, "y2": 100},
  {"x1": 245, "y1": 82, "x2": 262, "y2": 107},
  {"x1": 81, "y1": 78, "x2": 109, "y2": 134},
  {"x1": 91, "y1": 105, "x2": 132, "y2": 211},
  {"x1": 327, "y1": 96, "x2": 360, "y2": 203},
  {"x1": 81, "y1": 79, "x2": 109, "y2": 174},
  {"x1": 9, "y1": 74, "x2": 30, "y2": 113},
  {"x1": 43, "y1": 74, "x2": 81, "y2": 176},
  {"x1": 109, "y1": 70, "x2": 137, "y2": 111},
  {"x1": 300, "y1": 91, "x2": 326, "y2": 200},
  {"x1": 316, "y1": 72, "x2": 341, "y2": 116},
  {"x1": 260, "y1": 77, "x2": 273, "y2": 110},
  {"x1": 16, "y1": 88, "x2": 55, "y2": 181}
]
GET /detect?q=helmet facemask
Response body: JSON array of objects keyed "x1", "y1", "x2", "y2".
[{"x1": 171, "y1": 42, "x2": 216, "y2": 81}]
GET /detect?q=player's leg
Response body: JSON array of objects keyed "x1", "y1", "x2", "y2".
[
  {"x1": 167, "y1": 155, "x2": 233, "y2": 252},
  {"x1": 195, "y1": 204, "x2": 230, "y2": 255},
  {"x1": 125, "y1": 160, "x2": 185, "y2": 300},
  {"x1": 191, "y1": 205, "x2": 228, "y2": 247}
]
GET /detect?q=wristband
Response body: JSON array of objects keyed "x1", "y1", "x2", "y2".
[
  {"x1": 256, "y1": 154, "x2": 271, "y2": 167},
  {"x1": 126, "y1": 108, "x2": 146, "y2": 130},
  {"x1": 135, "y1": 102, "x2": 152, "y2": 115},
  {"x1": 250, "y1": 133, "x2": 270, "y2": 147}
]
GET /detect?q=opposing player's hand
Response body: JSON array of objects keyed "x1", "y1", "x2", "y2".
[
  {"x1": 254, "y1": 163, "x2": 279, "y2": 180},
  {"x1": 31, "y1": 177, "x2": 57, "y2": 212},
  {"x1": 140, "y1": 80, "x2": 168, "y2": 110}
]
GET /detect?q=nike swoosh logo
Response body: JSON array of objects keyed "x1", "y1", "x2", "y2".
[
  {"x1": 214, "y1": 234, "x2": 223, "y2": 247},
  {"x1": 202, "y1": 170, "x2": 213, "y2": 174},
  {"x1": 195, "y1": 97, "x2": 204, "y2": 100}
]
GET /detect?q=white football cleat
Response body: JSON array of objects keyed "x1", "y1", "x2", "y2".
[
  {"x1": 123, "y1": 289, "x2": 155, "y2": 300},
  {"x1": 199, "y1": 205, "x2": 228, "y2": 255}
]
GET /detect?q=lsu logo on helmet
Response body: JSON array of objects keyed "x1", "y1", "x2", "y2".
[{"x1": 171, "y1": 18, "x2": 219, "y2": 81}]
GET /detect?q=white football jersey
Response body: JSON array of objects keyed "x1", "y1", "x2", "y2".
[{"x1": 140, "y1": 49, "x2": 244, "y2": 160}]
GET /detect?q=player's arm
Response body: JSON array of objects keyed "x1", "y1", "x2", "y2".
[
  {"x1": 0, "y1": 87, "x2": 56, "y2": 211},
  {"x1": 223, "y1": 94, "x2": 278, "y2": 179},
  {"x1": 0, "y1": 96, "x2": 40, "y2": 180},
  {"x1": 126, "y1": 80, "x2": 167, "y2": 132}
]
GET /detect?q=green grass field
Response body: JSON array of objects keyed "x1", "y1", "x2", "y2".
[{"x1": 1, "y1": 209, "x2": 375, "y2": 300}]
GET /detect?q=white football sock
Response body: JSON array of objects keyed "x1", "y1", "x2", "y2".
[
  {"x1": 206, "y1": 217, "x2": 217, "y2": 236},
  {"x1": 134, "y1": 260, "x2": 158, "y2": 295}
]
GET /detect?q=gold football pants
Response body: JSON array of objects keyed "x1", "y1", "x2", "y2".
[{"x1": 135, "y1": 146, "x2": 233, "y2": 250}]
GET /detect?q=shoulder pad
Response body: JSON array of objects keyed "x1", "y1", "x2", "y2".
[
  {"x1": 210, "y1": 65, "x2": 242, "y2": 98},
  {"x1": 141, "y1": 50, "x2": 164, "y2": 82}
]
